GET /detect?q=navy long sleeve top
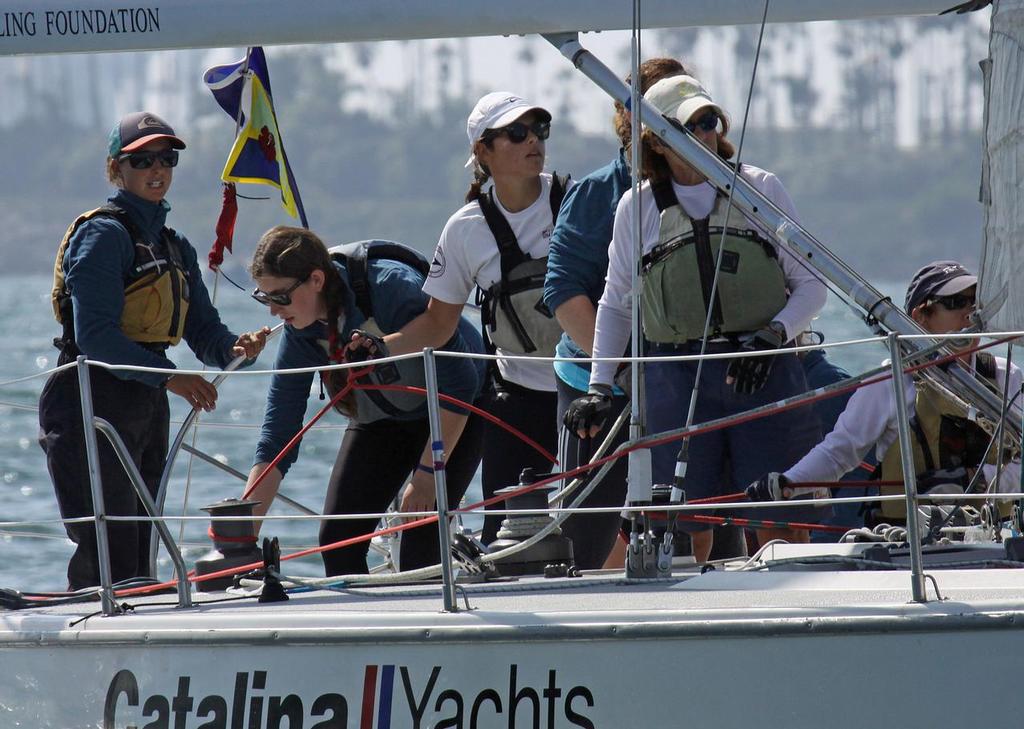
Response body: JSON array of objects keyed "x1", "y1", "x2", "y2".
[
  {"x1": 254, "y1": 258, "x2": 485, "y2": 476},
  {"x1": 543, "y1": 150, "x2": 631, "y2": 388}
]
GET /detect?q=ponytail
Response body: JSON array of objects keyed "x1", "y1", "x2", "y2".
[{"x1": 464, "y1": 161, "x2": 492, "y2": 204}]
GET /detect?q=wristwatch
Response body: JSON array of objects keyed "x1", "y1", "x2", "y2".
[{"x1": 768, "y1": 320, "x2": 787, "y2": 342}]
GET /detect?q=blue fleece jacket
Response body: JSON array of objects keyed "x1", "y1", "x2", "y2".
[
  {"x1": 61, "y1": 189, "x2": 239, "y2": 387},
  {"x1": 543, "y1": 150, "x2": 631, "y2": 390},
  {"x1": 254, "y1": 258, "x2": 485, "y2": 476}
]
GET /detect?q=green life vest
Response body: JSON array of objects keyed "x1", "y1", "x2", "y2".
[
  {"x1": 878, "y1": 353, "x2": 1019, "y2": 519},
  {"x1": 639, "y1": 178, "x2": 787, "y2": 343},
  {"x1": 52, "y1": 205, "x2": 190, "y2": 350}
]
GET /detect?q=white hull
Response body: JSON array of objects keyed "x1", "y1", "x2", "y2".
[
  {"x1": 0, "y1": 0, "x2": 958, "y2": 55},
  {"x1": 4, "y1": 566, "x2": 1024, "y2": 728}
]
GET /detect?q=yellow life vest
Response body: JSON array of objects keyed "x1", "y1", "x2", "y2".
[
  {"x1": 878, "y1": 354, "x2": 1019, "y2": 519},
  {"x1": 52, "y1": 205, "x2": 190, "y2": 349}
]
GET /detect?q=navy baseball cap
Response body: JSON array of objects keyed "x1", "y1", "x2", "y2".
[
  {"x1": 904, "y1": 260, "x2": 978, "y2": 313},
  {"x1": 108, "y1": 111, "x2": 186, "y2": 157}
]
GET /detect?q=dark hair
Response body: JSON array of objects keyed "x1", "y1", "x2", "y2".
[
  {"x1": 613, "y1": 57, "x2": 690, "y2": 149},
  {"x1": 640, "y1": 110, "x2": 736, "y2": 184},
  {"x1": 250, "y1": 226, "x2": 347, "y2": 331},
  {"x1": 464, "y1": 146, "x2": 494, "y2": 203}
]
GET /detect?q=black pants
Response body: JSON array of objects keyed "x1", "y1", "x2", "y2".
[
  {"x1": 39, "y1": 364, "x2": 169, "y2": 590},
  {"x1": 555, "y1": 377, "x2": 631, "y2": 569},
  {"x1": 479, "y1": 381, "x2": 559, "y2": 545},
  {"x1": 319, "y1": 411, "x2": 484, "y2": 576}
]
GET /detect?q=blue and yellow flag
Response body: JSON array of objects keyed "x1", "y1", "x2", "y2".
[{"x1": 204, "y1": 47, "x2": 308, "y2": 227}]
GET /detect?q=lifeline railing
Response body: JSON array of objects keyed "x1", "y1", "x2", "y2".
[{"x1": 6, "y1": 328, "x2": 1023, "y2": 615}]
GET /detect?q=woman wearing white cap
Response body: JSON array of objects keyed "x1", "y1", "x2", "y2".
[
  {"x1": 355, "y1": 92, "x2": 572, "y2": 545},
  {"x1": 748, "y1": 261, "x2": 1021, "y2": 525},
  {"x1": 565, "y1": 75, "x2": 828, "y2": 560}
]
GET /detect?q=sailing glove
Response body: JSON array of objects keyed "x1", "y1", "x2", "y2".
[
  {"x1": 746, "y1": 472, "x2": 793, "y2": 501},
  {"x1": 564, "y1": 384, "x2": 613, "y2": 438},
  {"x1": 747, "y1": 472, "x2": 831, "y2": 502},
  {"x1": 726, "y1": 323, "x2": 785, "y2": 395},
  {"x1": 345, "y1": 330, "x2": 390, "y2": 363}
]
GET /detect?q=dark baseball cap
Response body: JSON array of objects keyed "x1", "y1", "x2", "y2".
[
  {"x1": 108, "y1": 111, "x2": 186, "y2": 157},
  {"x1": 904, "y1": 260, "x2": 977, "y2": 313}
]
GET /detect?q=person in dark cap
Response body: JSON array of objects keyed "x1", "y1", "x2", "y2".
[
  {"x1": 747, "y1": 260, "x2": 1021, "y2": 528},
  {"x1": 40, "y1": 111, "x2": 271, "y2": 590}
]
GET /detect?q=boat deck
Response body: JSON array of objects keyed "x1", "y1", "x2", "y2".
[{"x1": 5, "y1": 542, "x2": 1024, "y2": 645}]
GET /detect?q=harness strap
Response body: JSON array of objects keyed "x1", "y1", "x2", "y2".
[
  {"x1": 650, "y1": 179, "x2": 725, "y2": 336},
  {"x1": 477, "y1": 190, "x2": 525, "y2": 281},
  {"x1": 690, "y1": 217, "x2": 725, "y2": 334}
]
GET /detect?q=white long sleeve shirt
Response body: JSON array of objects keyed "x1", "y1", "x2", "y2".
[
  {"x1": 590, "y1": 165, "x2": 827, "y2": 387},
  {"x1": 785, "y1": 355, "x2": 1022, "y2": 492}
]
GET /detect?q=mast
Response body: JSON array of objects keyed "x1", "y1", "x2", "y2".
[{"x1": 0, "y1": 1, "x2": 959, "y2": 56}]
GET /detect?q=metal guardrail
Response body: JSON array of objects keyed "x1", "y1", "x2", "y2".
[{"x1": 65, "y1": 328, "x2": 1024, "y2": 612}]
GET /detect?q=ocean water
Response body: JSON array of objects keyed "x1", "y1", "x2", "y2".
[{"x1": 0, "y1": 273, "x2": 900, "y2": 592}]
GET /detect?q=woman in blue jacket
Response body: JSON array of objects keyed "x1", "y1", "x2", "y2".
[
  {"x1": 41, "y1": 111, "x2": 269, "y2": 590},
  {"x1": 244, "y1": 226, "x2": 486, "y2": 576}
]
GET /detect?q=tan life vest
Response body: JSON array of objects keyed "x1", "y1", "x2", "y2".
[
  {"x1": 52, "y1": 205, "x2": 190, "y2": 348},
  {"x1": 640, "y1": 178, "x2": 788, "y2": 344},
  {"x1": 879, "y1": 354, "x2": 1020, "y2": 519}
]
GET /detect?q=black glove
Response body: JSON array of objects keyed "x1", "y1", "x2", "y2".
[
  {"x1": 746, "y1": 472, "x2": 792, "y2": 502},
  {"x1": 726, "y1": 324, "x2": 785, "y2": 395},
  {"x1": 344, "y1": 329, "x2": 389, "y2": 363},
  {"x1": 916, "y1": 467, "x2": 969, "y2": 494},
  {"x1": 563, "y1": 384, "x2": 613, "y2": 438}
]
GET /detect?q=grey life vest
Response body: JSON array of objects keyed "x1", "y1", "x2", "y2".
[
  {"x1": 322, "y1": 240, "x2": 430, "y2": 424},
  {"x1": 640, "y1": 177, "x2": 787, "y2": 343},
  {"x1": 475, "y1": 173, "x2": 569, "y2": 357}
]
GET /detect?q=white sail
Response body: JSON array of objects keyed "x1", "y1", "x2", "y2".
[
  {"x1": 978, "y1": 0, "x2": 1024, "y2": 330},
  {"x1": 0, "y1": 0, "x2": 959, "y2": 55}
]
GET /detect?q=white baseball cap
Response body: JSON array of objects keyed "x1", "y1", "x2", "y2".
[
  {"x1": 644, "y1": 75, "x2": 723, "y2": 126},
  {"x1": 464, "y1": 91, "x2": 551, "y2": 168}
]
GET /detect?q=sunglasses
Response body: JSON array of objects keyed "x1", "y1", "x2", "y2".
[
  {"x1": 931, "y1": 293, "x2": 976, "y2": 311},
  {"x1": 251, "y1": 275, "x2": 308, "y2": 307},
  {"x1": 118, "y1": 150, "x2": 180, "y2": 169},
  {"x1": 672, "y1": 110, "x2": 720, "y2": 134},
  {"x1": 485, "y1": 120, "x2": 551, "y2": 144}
]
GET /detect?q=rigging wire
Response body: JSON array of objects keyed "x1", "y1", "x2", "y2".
[{"x1": 673, "y1": 0, "x2": 772, "y2": 502}]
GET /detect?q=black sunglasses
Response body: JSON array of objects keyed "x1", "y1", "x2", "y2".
[
  {"x1": 931, "y1": 293, "x2": 976, "y2": 311},
  {"x1": 485, "y1": 120, "x2": 551, "y2": 144},
  {"x1": 251, "y1": 275, "x2": 308, "y2": 307},
  {"x1": 671, "y1": 110, "x2": 720, "y2": 135},
  {"x1": 687, "y1": 110, "x2": 720, "y2": 133},
  {"x1": 118, "y1": 150, "x2": 180, "y2": 169}
]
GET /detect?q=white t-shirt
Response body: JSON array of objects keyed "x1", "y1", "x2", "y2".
[
  {"x1": 785, "y1": 355, "x2": 1022, "y2": 492},
  {"x1": 590, "y1": 165, "x2": 827, "y2": 386},
  {"x1": 424, "y1": 172, "x2": 569, "y2": 391}
]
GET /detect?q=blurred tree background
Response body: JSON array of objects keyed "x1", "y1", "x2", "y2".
[{"x1": 0, "y1": 12, "x2": 991, "y2": 285}]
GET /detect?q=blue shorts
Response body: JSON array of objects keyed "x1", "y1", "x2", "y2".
[{"x1": 645, "y1": 345, "x2": 827, "y2": 532}]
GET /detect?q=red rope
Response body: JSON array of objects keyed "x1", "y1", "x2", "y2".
[
  {"x1": 241, "y1": 365, "x2": 374, "y2": 499},
  {"x1": 679, "y1": 513, "x2": 852, "y2": 534},
  {"x1": 355, "y1": 382, "x2": 558, "y2": 464}
]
